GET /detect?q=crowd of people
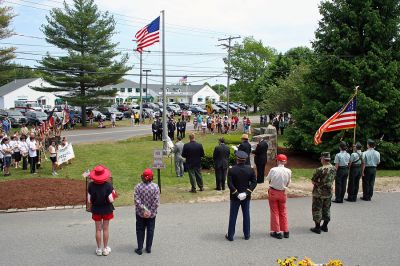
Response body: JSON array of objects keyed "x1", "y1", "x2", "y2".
[
  {"x1": 0, "y1": 124, "x2": 70, "y2": 176},
  {"x1": 259, "y1": 112, "x2": 291, "y2": 135}
]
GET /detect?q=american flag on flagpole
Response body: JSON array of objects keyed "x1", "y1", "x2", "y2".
[
  {"x1": 314, "y1": 96, "x2": 357, "y2": 145},
  {"x1": 179, "y1": 75, "x2": 187, "y2": 84},
  {"x1": 135, "y1": 17, "x2": 160, "y2": 53}
]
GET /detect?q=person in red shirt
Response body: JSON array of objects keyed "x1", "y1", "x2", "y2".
[{"x1": 87, "y1": 165, "x2": 117, "y2": 256}]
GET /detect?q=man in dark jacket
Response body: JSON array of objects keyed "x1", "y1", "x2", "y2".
[
  {"x1": 226, "y1": 151, "x2": 257, "y2": 241},
  {"x1": 181, "y1": 119, "x2": 186, "y2": 138},
  {"x1": 152, "y1": 121, "x2": 158, "y2": 141},
  {"x1": 213, "y1": 138, "x2": 230, "y2": 190},
  {"x1": 253, "y1": 138, "x2": 268, "y2": 183},
  {"x1": 182, "y1": 133, "x2": 205, "y2": 193},
  {"x1": 237, "y1": 134, "x2": 251, "y2": 165},
  {"x1": 167, "y1": 119, "x2": 175, "y2": 141},
  {"x1": 156, "y1": 119, "x2": 162, "y2": 141}
]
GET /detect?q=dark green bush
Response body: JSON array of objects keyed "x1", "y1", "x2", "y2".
[{"x1": 201, "y1": 147, "x2": 237, "y2": 169}]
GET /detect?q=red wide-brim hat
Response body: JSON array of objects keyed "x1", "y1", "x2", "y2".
[{"x1": 90, "y1": 165, "x2": 111, "y2": 184}]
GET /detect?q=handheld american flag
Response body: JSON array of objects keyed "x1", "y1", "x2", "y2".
[
  {"x1": 314, "y1": 96, "x2": 357, "y2": 145},
  {"x1": 135, "y1": 16, "x2": 160, "y2": 53}
]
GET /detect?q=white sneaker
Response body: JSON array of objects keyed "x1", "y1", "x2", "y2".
[
  {"x1": 95, "y1": 248, "x2": 103, "y2": 256},
  {"x1": 102, "y1": 246, "x2": 111, "y2": 256}
]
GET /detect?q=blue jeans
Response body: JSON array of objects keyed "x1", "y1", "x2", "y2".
[{"x1": 227, "y1": 199, "x2": 250, "y2": 239}]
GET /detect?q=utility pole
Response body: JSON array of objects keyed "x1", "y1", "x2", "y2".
[
  {"x1": 139, "y1": 52, "x2": 143, "y2": 121},
  {"x1": 143, "y1": 69, "x2": 151, "y2": 103},
  {"x1": 218, "y1": 36, "x2": 240, "y2": 117}
]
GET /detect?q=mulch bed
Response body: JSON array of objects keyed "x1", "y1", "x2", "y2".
[{"x1": 0, "y1": 178, "x2": 85, "y2": 210}]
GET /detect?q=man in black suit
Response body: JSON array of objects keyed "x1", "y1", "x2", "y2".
[
  {"x1": 167, "y1": 119, "x2": 175, "y2": 141},
  {"x1": 176, "y1": 119, "x2": 182, "y2": 139},
  {"x1": 237, "y1": 134, "x2": 251, "y2": 165},
  {"x1": 156, "y1": 119, "x2": 163, "y2": 141},
  {"x1": 253, "y1": 138, "x2": 268, "y2": 183},
  {"x1": 213, "y1": 137, "x2": 230, "y2": 190},
  {"x1": 181, "y1": 119, "x2": 186, "y2": 138},
  {"x1": 226, "y1": 151, "x2": 257, "y2": 241},
  {"x1": 182, "y1": 133, "x2": 205, "y2": 193}
]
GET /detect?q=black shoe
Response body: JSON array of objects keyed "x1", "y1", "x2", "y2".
[
  {"x1": 332, "y1": 199, "x2": 343, "y2": 203},
  {"x1": 215, "y1": 188, "x2": 221, "y2": 191},
  {"x1": 134, "y1": 248, "x2": 143, "y2": 255},
  {"x1": 244, "y1": 236, "x2": 250, "y2": 240},
  {"x1": 225, "y1": 234, "x2": 233, "y2": 241},
  {"x1": 310, "y1": 227, "x2": 321, "y2": 234},
  {"x1": 360, "y1": 197, "x2": 370, "y2": 201},
  {"x1": 199, "y1": 187, "x2": 204, "y2": 191},
  {"x1": 190, "y1": 189, "x2": 197, "y2": 193},
  {"x1": 283, "y1": 232, "x2": 289, "y2": 238},
  {"x1": 270, "y1": 232, "x2": 283, "y2": 239},
  {"x1": 321, "y1": 226, "x2": 328, "y2": 232},
  {"x1": 145, "y1": 248, "x2": 151, "y2": 254}
]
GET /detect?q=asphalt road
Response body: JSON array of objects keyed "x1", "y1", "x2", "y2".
[
  {"x1": 1, "y1": 192, "x2": 399, "y2": 266},
  {"x1": 61, "y1": 115, "x2": 259, "y2": 144}
]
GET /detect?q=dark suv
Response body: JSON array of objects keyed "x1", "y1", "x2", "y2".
[
  {"x1": 25, "y1": 111, "x2": 48, "y2": 126},
  {"x1": 0, "y1": 109, "x2": 27, "y2": 127}
]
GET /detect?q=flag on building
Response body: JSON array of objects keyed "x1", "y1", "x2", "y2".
[
  {"x1": 179, "y1": 75, "x2": 188, "y2": 84},
  {"x1": 135, "y1": 16, "x2": 160, "y2": 53},
  {"x1": 314, "y1": 96, "x2": 357, "y2": 145}
]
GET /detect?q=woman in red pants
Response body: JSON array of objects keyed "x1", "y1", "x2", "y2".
[{"x1": 266, "y1": 154, "x2": 292, "y2": 239}]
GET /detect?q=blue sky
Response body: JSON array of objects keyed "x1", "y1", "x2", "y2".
[{"x1": 3, "y1": 0, "x2": 321, "y2": 85}]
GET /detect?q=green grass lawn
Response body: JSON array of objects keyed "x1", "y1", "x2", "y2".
[{"x1": 1, "y1": 131, "x2": 244, "y2": 206}]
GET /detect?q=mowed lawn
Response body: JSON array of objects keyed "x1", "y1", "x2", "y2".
[{"x1": 2, "y1": 130, "x2": 399, "y2": 206}]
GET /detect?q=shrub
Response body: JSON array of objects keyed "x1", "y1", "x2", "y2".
[{"x1": 201, "y1": 147, "x2": 237, "y2": 169}]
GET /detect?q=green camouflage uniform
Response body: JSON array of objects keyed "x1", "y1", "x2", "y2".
[{"x1": 312, "y1": 164, "x2": 336, "y2": 223}]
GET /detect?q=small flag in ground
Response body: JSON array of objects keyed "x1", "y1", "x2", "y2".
[
  {"x1": 135, "y1": 16, "x2": 160, "y2": 53},
  {"x1": 314, "y1": 96, "x2": 357, "y2": 145}
]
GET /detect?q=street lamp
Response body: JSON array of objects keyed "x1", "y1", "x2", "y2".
[{"x1": 143, "y1": 69, "x2": 151, "y2": 103}]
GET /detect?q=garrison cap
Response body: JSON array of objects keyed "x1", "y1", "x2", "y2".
[
  {"x1": 367, "y1": 139, "x2": 375, "y2": 145},
  {"x1": 236, "y1": 151, "x2": 248, "y2": 160}
]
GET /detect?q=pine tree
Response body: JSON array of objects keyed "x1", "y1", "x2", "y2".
[
  {"x1": 35, "y1": 0, "x2": 131, "y2": 126},
  {"x1": 286, "y1": 0, "x2": 400, "y2": 167},
  {"x1": 0, "y1": 1, "x2": 16, "y2": 83}
]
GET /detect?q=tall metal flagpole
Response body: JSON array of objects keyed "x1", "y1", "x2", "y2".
[
  {"x1": 139, "y1": 52, "x2": 143, "y2": 122},
  {"x1": 161, "y1": 10, "x2": 167, "y2": 152},
  {"x1": 353, "y1": 86, "x2": 359, "y2": 151}
]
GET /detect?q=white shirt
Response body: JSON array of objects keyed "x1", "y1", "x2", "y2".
[
  {"x1": 19, "y1": 141, "x2": 29, "y2": 155},
  {"x1": 11, "y1": 140, "x2": 20, "y2": 152},
  {"x1": 266, "y1": 165, "x2": 292, "y2": 190},
  {"x1": 28, "y1": 140, "x2": 37, "y2": 157},
  {"x1": 111, "y1": 113, "x2": 116, "y2": 121},
  {"x1": 1, "y1": 143, "x2": 13, "y2": 157}
]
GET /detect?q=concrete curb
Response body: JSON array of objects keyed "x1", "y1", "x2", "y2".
[{"x1": 1, "y1": 205, "x2": 85, "y2": 214}]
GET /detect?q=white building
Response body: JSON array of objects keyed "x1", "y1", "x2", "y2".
[
  {"x1": 0, "y1": 78, "x2": 60, "y2": 109},
  {"x1": 101, "y1": 79, "x2": 220, "y2": 105}
]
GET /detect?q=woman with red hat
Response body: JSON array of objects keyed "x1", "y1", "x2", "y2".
[
  {"x1": 87, "y1": 165, "x2": 117, "y2": 256},
  {"x1": 266, "y1": 154, "x2": 292, "y2": 239},
  {"x1": 134, "y1": 168, "x2": 160, "y2": 255}
]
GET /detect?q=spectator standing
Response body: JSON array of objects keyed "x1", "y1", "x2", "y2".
[
  {"x1": 19, "y1": 136, "x2": 29, "y2": 170},
  {"x1": 182, "y1": 133, "x2": 205, "y2": 193},
  {"x1": 253, "y1": 138, "x2": 268, "y2": 183},
  {"x1": 88, "y1": 165, "x2": 117, "y2": 256},
  {"x1": 27, "y1": 133, "x2": 37, "y2": 174},
  {"x1": 1, "y1": 137, "x2": 12, "y2": 176},
  {"x1": 266, "y1": 154, "x2": 291, "y2": 239},
  {"x1": 172, "y1": 136, "x2": 185, "y2": 177},
  {"x1": 48, "y1": 140, "x2": 58, "y2": 176},
  {"x1": 111, "y1": 113, "x2": 116, "y2": 128},
  {"x1": 213, "y1": 137, "x2": 230, "y2": 190},
  {"x1": 134, "y1": 168, "x2": 160, "y2": 255},
  {"x1": 11, "y1": 135, "x2": 21, "y2": 169},
  {"x1": 237, "y1": 134, "x2": 251, "y2": 165}
]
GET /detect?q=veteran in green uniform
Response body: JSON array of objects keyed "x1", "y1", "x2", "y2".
[
  {"x1": 310, "y1": 152, "x2": 336, "y2": 234},
  {"x1": 346, "y1": 142, "x2": 363, "y2": 202},
  {"x1": 361, "y1": 139, "x2": 380, "y2": 201},
  {"x1": 333, "y1": 141, "x2": 350, "y2": 203}
]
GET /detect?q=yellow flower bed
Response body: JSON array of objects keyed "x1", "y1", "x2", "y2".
[{"x1": 277, "y1": 257, "x2": 343, "y2": 266}]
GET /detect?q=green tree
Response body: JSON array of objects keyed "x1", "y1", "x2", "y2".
[
  {"x1": 35, "y1": 0, "x2": 131, "y2": 126},
  {"x1": 227, "y1": 37, "x2": 276, "y2": 112},
  {"x1": 0, "y1": 1, "x2": 16, "y2": 84},
  {"x1": 211, "y1": 84, "x2": 226, "y2": 95},
  {"x1": 286, "y1": 0, "x2": 400, "y2": 168},
  {"x1": 0, "y1": 64, "x2": 41, "y2": 86}
]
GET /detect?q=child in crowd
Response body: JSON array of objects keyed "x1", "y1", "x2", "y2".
[
  {"x1": 48, "y1": 140, "x2": 58, "y2": 176},
  {"x1": 87, "y1": 165, "x2": 117, "y2": 256}
]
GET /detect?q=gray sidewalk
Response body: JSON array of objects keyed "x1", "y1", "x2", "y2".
[{"x1": 1, "y1": 193, "x2": 399, "y2": 266}]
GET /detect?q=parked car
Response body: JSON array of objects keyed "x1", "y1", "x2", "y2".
[
  {"x1": 117, "y1": 104, "x2": 130, "y2": 112},
  {"x1": 91, "y1": 110, "x2": 107, "y2": 121},
  {"x1": 189, "y1": 106, "x2": 207, "y2": 115},
  {"x1": 25, "y1": 111, "x2": 48, "y2": 126},
  {"x1": 142, "y1": 103, "x2": 159, "y2": 110},
  {"x1": 211, "y1": 104, "x2": 222, "y2": 114},
  {"x1": 98, "y1": 107, "x2": 124, "y2": 120}
]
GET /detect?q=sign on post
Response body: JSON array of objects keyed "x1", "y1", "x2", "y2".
[{"x1": 153, "y1": 149, "x2": 165, "y2": 169}]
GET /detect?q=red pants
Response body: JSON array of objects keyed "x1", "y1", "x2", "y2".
[{"x1": 268, "y1": 188, "x2": 288, "y2": 232}]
